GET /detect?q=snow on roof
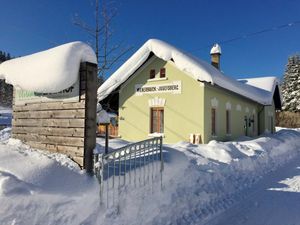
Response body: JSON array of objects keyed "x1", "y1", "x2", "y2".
[
  {"x1": 0, "y1": 42, "x2": 97, "y2": 93},
  {"x1": 210, "y1": 43, "x2": 222, "y2": 55},
  {"x1": 238, "y1": 76, "x2": 278, "y2": 93},
  {"x1": 97, "y1": 110, "x2": 110, "y2": 124},
  {"x1": 238, "y1": 76, "x2": 282, "y2": 104},
  {"x1": 97, "y1": 39, "x2": 278, "y2": 105}
]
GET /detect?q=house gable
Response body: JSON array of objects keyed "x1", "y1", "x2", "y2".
[{"x1": 118, "y1": 56, "x2": 205, "y2": 143}]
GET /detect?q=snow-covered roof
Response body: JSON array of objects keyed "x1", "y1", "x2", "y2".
[
  {"x1": 97, "y1": 39, "x2": 279, "y2": 106},
  {"x1": 0, "y1": 42, "x2": 97, "y2": 93},
  {"x1": 238, "y1": 76, "x2": 278, "y2": 93},
  {"x1": 97, "y1": 110, "x2": 111, "y2": 124},
  {"x1": 238, "y1": 76, "x2": 282, "y2": 106},
  {"x1": 210, "y1": 43, "x2": 222, "y2": 55}
]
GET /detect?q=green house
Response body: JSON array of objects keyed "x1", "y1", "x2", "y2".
[{"x1": 98, "y1": 39, "x2": 281, "y2": 144}]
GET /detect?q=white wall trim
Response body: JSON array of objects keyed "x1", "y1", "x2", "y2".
[
  {"x1": 236, "y1": 104, "x2": 242, "y2": 111},
  {"x1": 245, "y1": 107, "x2": 249, "y2": 113},
  {"x1": 226, "y1": 102, "x2": 232, "y2": 110},
  {"x1": 148, "y1": 97, "x2": 166, "y2": 107},
  {"x1": 211, "y1": 97, "x2": 219, "y2": 108}
]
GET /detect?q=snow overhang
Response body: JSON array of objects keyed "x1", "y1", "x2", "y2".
[
  {"x1": 238, "y1": 76, "x2": 282, "y2": 107},
  {"x1": 0, "y1": 41, "x2": 97, "y2": 93}
]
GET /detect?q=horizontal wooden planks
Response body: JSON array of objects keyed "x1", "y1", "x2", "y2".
[
  {"x1": 24, "y1": 141, "x2": 84, "y2": 157},
  {"x1": 11, "y1": 63, "x2": 98, "y2": 168},
  {"x1": 12, "y1": 118, "x2": 85, "y2": 128},
  {"x1": 13, "y1": 109, "x2": 85, "y2": 119},
  {"x1": 13, "y1": 133, "x2": 84, "y2": 147},
  {"x1": 13, "y1": 101, "x2": 85, "y2": 112},
  {"x1": 23, "y1": 141, "x2": 84, "y2": 166},
  {"x1": 13, "y1": 127, "x2": 84, "y2": 137}
]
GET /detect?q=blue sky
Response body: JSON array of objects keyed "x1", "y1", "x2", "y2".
[{"x1": 1, "y1": 0, "x2": 300, "y2": 81}]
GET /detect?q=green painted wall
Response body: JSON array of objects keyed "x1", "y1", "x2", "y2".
[
  {"x1": 119, "y1": 57, "x2": 204, "y2": 144},
  {"x1": 118, "y1": 56, "x2": 276, "y2": 144},
  {"x1": 203, "y1": 84, "x2": 261, "y2": 143}
]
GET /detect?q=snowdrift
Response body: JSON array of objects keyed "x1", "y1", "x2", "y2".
[{"x1": 0, "y1": 128, "x2": 300, "y2": 224}]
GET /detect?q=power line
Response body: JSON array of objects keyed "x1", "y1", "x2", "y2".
[
  {"x1": 192, "y1": 20, "x2": 300, "y2": 52},
  {"x1": 98, "y1": 20, "x2": 300, "y2": 102}
]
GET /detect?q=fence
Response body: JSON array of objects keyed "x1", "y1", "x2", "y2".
[{"x1": 94, "y1": 136, "x2": 164, "y2": 207}]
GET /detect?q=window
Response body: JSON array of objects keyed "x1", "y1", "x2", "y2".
[
  {"x1": 150, "y1": 69, "x2": 155, "y2": 79},
  {"x1": 226, "y1": 110, "x2": 231, "y2": 134},
  {"x1": 160, "y1": 68, "x2": 166, "y2": 78},
  {"x1": 150, "y1": 107, "x2": 164, "y2": 133},
  {"x1": 211, "y1": 108, "x2": 216, "y2": 135}
]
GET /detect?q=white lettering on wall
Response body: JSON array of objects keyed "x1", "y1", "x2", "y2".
[{"x1": 135, "y1": 81, "x2": 181, "y2": 96}]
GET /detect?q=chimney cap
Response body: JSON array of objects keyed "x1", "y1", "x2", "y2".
[{"x1": 210, "y1": 43, "x2": 221, "y2": 55}]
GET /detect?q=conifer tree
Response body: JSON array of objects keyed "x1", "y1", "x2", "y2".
[
  {"x1": 0, "y1": 50, "x2": 13, "y2": 107},
  {"x1": 281, "y1": 55, "x2": 300, "y2": 112}
]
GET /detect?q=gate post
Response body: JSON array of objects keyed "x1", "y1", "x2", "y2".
[
  {"x1": 82, "y1": 62, "x2": 98, "y2": 174},
  {"x1": 159, "y1": 136, "x2": 164, "y2": 172}
]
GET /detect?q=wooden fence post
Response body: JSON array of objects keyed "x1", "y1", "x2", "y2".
[{"x1": 82, "y1": 62, "x2": 97, "y2": 174}]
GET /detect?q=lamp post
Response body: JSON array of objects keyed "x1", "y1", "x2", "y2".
[
  {"x1": 103, "y1": 122, "x2": 109, "y2": 154},
  {"x1": 97, "y1": 104, "x2": 110, "y2": 154}
]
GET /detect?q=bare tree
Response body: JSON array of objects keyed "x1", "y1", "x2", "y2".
[{"x1": 73, "y1": 0, "x2": 132, "y2": 87}]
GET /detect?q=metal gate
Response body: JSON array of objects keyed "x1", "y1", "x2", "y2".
[{"x1": 94, "y1": 136, "x2": 164, "y2": 207}]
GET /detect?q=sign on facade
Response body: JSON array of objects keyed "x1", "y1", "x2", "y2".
[
  {"x1": 135, "y1": 81, "x2": 181, "y2": 96},
  {"x1": 15, "y1": 80, "x2": 80, "y2": 105}
]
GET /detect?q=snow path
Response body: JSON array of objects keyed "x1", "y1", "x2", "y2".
[{"x1": 206, "y1": 154, "x2": 300, "y2": 225}]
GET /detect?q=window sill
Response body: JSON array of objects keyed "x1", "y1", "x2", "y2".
[
  {"x1": 226, "y1": 134, "x2": 232, "y2": 136},
  {"x1": 211, "y1": 135, "x2": 218, "y2": 138},
  {"x1": 147, "y1": 77, "x2": 168, "y2": 82},
  {"x1": 148, "y1": 133, "x2": 165, "y2": 137}
]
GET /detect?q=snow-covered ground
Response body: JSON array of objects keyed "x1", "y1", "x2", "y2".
[
  {"x1": 208, "y1": 156, "x2": 300, "y2": 225},
  {"x1": 0, "y1": 128, "x2": 300, "y2": 225}
]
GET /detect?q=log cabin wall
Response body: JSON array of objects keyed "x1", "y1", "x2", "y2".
[{"x1": 12, "y1": 62, "x2": 97, "y2": 172}]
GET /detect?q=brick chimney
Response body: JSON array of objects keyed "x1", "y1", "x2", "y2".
[{"x1": 210, "y1": 43, "x2": 221, "y2": 70}]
